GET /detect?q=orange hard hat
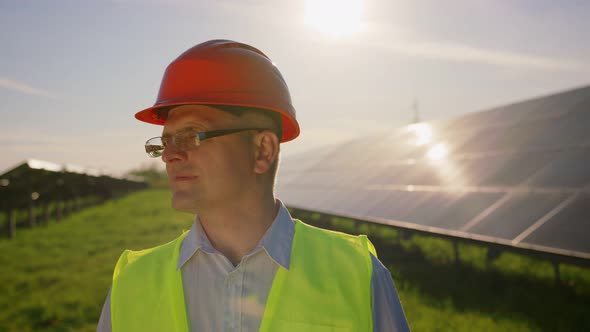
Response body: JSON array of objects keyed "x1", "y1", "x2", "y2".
[{"x1": 135, "y1": 39, "x2": 300, "y2": 142}]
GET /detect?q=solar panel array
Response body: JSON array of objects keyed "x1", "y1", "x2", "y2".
[
  {"x1": 0, "y1": 159, "x2": 147, "y2": 209},
  {"x1": 277, "y1": 85, "x2": 590, "y2": 259}
]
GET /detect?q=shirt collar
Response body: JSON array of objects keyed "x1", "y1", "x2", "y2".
[
  {"x1": 257, "y1": 200, "x2": 294, "y2": 270},
  {"x1": 177, "y1": 200, "x2": 295, "y2": 271}
]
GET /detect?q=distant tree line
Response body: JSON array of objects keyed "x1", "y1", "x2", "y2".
[{"x1": 127, "y1": 163, "x2": 168, "y2": 189}]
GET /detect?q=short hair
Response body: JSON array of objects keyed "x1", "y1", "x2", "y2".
[
  {"x1": 212, "y1": 105, "x2": 283, "y2": 140},
  {"x1": 158, "y1": 105, "x2": 283, "y2": 140}
]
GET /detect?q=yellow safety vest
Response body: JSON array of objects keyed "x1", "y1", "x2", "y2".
[{"x1": 111, "y1": 220, "x2": 376, "y2": 332}]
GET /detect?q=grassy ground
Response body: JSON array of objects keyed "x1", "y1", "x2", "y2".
[
  {"x1": 0, "y1": 189, "x2": 588, "y2": 331},
  {"x1": 0, "y1": 190, "x2": 194, "y2": 332}
]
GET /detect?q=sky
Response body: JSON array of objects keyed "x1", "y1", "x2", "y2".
[{"x1": 1, "y1": 0, "x2": 589, "y2": 174}]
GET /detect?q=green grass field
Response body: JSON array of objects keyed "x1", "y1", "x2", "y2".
[{"x1": 0, "y1": 189, "x2": 588, "y2": 331}]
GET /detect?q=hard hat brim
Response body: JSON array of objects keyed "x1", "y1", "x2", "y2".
[{"x1": 135, "y1": 102, "x2": 300, "y2": 143}]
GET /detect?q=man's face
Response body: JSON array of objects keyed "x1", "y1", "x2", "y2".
[{"x1": 161, "y1": 105, "x2": 257, "y2": 214}]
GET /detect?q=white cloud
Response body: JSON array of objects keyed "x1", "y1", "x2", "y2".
[
  {"x1": 379, "y1": 40, "x2": 589, "y2": 73},
  {"x1": 0, "y1": 77, "x2": 57, "y2": 99},
  {"x1": 300, "y1": 20, "x2": 590, "y2": 73}
]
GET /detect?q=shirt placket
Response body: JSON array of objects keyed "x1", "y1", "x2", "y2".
[{"x1": 223, "y1": 267, "x2": 244, "y2": 332}]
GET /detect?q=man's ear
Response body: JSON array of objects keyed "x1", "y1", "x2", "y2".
[{"x1": 253, "y1": 130, "x2": 279, "y2": 174}]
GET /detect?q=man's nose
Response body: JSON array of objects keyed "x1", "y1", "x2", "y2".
[{"x1": 161, "y1": 143, "x2": 186, "y2": 163}]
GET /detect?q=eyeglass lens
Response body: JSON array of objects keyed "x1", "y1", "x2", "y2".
[{"x1": 145, "y1": 130, "x2": 200, "y2": 158}]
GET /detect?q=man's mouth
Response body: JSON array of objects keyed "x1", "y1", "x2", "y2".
[{"x1": 172, "y1": 174, "x2": 198, "y2": 182}]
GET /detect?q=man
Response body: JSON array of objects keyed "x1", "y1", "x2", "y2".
[{"x1": 97, "y1": 39, "x2": 409, "y2": 331}]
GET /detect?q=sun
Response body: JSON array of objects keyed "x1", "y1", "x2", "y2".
[{"x1": 304, "y1": 0, "x2": 364, "y2": 39}]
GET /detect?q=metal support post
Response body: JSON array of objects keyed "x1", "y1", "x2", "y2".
[
  {"x1": 56, "y1": 201, "x2": 63, "y2": 221},
  {"x1": 28, "y1": 201, "x2": 37, "y2": 228},
  {"x1": 6, "y1": 209, "x2": 16, "y2": 238},
  {"x1": 553, "y1": 261, "x2": 561, "y2": 286},
  {"x1": 43, "y1": 203, "x2": 50, "y2": 225},
  {"x1": 453, "y1": 240, "x2": 461, "y2": 266}
]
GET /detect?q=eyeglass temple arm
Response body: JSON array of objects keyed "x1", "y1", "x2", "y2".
[{"x1": 198, "y1": 128, "x2": 268, "y2": 141}]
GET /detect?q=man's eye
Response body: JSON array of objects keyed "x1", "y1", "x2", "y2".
[{"x1": 176, "y1": 133, "x2": 198, "y2": 149}]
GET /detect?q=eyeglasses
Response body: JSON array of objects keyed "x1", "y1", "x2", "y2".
[{"x1": 145, "y1": 127, "x2": 269, "y2": 158}]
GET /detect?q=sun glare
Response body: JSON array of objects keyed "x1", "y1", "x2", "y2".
[
  {"x1": 408, "y1": 123, "x2": 432, "y2": 146},
  {"x1": 304, "y1": 0, "x2": 364, "y2": 38},
  {"x1": 427, "y1": 143, "x2": 448, "y2": 161}
]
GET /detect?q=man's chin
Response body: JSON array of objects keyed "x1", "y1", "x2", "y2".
[{"x1": 170, "y1": 193, "x2": 200, "y2": 214}]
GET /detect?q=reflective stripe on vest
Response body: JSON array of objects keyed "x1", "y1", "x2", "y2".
[{"x1": 111, "y1": 220, "x2": 375, "y2": 332}]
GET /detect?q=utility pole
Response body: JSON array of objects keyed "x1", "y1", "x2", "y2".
[{"x1": 412, "y1": 99, "x2": 421, "y2": 124}]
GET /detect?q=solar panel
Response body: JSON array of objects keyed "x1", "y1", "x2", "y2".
[
  {"x1": 522, "y1": 194, "x2": 590, "y2": 253},
  {"x1": 452, "y1": 125, "x2": 510, "y2": 153},
  {"x1": 478, "y1": 151, "x2": 556, "y2": 186},
  {"x1": 469, "y1": 192, "x2": 569, "y2": 240},
  {"x1": 529, "y1": 148, "x2": 590, "y2": 188},
  {"x1": 278, "y1": 85, "x2": 590, "y2": 260},
  {"x1": 427, "y1": 192, "x2": 504, "y2": 230}
]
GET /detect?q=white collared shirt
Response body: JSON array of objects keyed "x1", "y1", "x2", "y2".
[{"x1": 97, "y1": 201, "x2": 409, "y2": 332}]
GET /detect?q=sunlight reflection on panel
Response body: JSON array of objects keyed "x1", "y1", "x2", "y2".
[
  {"x1": 304, "y1": 0, "x2": 364, "y2": 38},
  {"x1": 407, "y1": 123, "x2": 433, "y2": 146},
  {"x1": 426, "y1": 142, "x2": 467, "y2": 188},
  {"x1": 427, "y1": 143, "x2": 448, "y2": 160}
]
